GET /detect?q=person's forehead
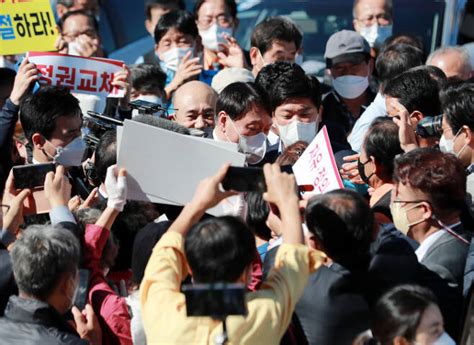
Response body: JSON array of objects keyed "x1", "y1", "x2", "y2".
[
  {"x1": 267, "y1": 40, "x2": 297, "y2": 54},
  {"x1": 198, "y1": 0, "x2": 231, "y2": 17},
  {"x1": 355, "y1": 0, "x2": 388, "y2": 16},
  {"x1": 177, "y1": 89, "x2": 215, "y2": 111},
  {"x1": 62, "y1": 14, "x2": 94, "y2": 32},
  {"x1": 160, "y1": 28, "x2": 192, "y2": 42},
  {"x1": 417, "y1": 304, "x2": 442, "y2": 329},
  {"x1": 276, "y1": 97, "x2": 316, "y2": 112},
  {"x1": 75, "y1": 0, "x2": 98, "y2": 9},
  {"x1": 236, "y1": 105, "x2": 269, "y2": 123}
]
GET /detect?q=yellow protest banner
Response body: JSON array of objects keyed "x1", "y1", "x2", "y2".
[{"x1": 0, "y1": 0, "x2": 58, "y2": 55}]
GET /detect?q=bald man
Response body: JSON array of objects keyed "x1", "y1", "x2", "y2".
[
  {"x1": 170, "y1": 81, "x2": 217, "y2": 129},
  {"x1": 427, "y1": 46, "x2": 472, "y2": 81}
]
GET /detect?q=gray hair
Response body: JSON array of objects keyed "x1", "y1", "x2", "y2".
[
  {"x1": 426, "y1": 46, "x2": 472, "y2": 75},
  {"x1": 11, "y1": 225, "x2": 80, "y2": 299}
]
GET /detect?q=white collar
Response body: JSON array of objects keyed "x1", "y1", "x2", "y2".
[{"x1": 415, "y1": 230, "x2": 446, "y2": 262}]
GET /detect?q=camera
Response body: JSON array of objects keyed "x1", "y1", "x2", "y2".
[
  {"x1": 416, "y1": 115, "x2": 443, "y2": 138},
  {"x1": 84, "y1": 111, "x2": 123, "y2": 154},
  {"x1": 129, "y1": 99, "x2": 168, "y2": 116}
]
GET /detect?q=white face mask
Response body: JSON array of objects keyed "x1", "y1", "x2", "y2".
[
  {"x1": 159, "y1": 46, "x2": 194, "y2": 71},
  {"x1": 439, "y1": 127, "x2": 468, "y2": 158},
  {"x1": 228, "y1": 117, "x2": 267, "y2": 164},
  {"x1": 199, "y1": 23, "x2": 233, "y2": 51},
  {"x1": 332, "y1": 75, "x2": 369, "y2": 99},
  {"x1": 359, "y1": 24, "x2": 393, "y2": 48},
  {"x1": 131, "y1": 94, "x2": 165, "y2": 118},
  {"x1": 414, "y1": 332, "x2": 456, "y2": 345},
  {"x1": 46, "y1": 136, "x2": 87, "y2": 167},
  {"x1": 294, "y1": 53, "x2": 304, "y2": 65},
  {"x1": 278, "y1": 120, "x2": 318, "y2": 147}
]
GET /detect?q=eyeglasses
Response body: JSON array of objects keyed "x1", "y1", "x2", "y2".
[
  {"x1": 62, "y1": 29, "x2": 98, "y2": 42},
  {"x1": 392, "y1": 199, "x2": 430, "y2": 207},
  {"x1": 357, "y1": 13, "x2": 391, "y2": 26},
  {"x1": 197, "y1": 14, "x2": 233, "y2": 28}
]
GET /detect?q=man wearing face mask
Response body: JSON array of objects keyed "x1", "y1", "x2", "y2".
[
  {"x1": 265, "y1": 62, "x2": 345, "y2": 153},
  {"x1": 194, "y1": 0, "x2": 247, "y2": 78},
  {"x1": 213, "y1": 82, "x2": 271, "y2": 166},
  {"x1": 391, "y1": 149, "x2": 470, "y2": 339},
  {"x1": 439, "y1": 82, "x2": 474, "y2": 214},
  {"x1": 154, "y1": 10, "x2": 205, "y2": 101},
  {"x1": 391, "y1": 148, "x2": 471, "y2": 291},
  {"x1": 129, "y1": 63, "x2": 167, "y2": 118},
  {"x1": 249, "y1": 16, "x2": 303, "y2": 77},
  {"x1": 352, "y1": 0, "x2": 393, "y2": 52},
  {"x1": 322, "y1": 30, "x2": 375, "y2": 147},
  {"x1": 20, "y1": 86, "x2": 86, "y2": 168}
]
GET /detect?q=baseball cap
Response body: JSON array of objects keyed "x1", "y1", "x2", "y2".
[
  {"x1": 211, "y1": 67, "x2": 255, "y2": 93},
  {"x1": 324, "y1": 30, "x2": 370, "y2": 67}
]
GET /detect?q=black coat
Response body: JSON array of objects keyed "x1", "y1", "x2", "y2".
[{"x1": 0, "y1": 296, "x2": 87, "y2": 344}]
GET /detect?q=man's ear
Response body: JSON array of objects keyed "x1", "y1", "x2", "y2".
[
  {"x1": 249, "y1": 47, "x2": 259, "y2": 67},
  {"x1": 463, "y1": 126, "x2": 473, "y2": 145},
  {"x1": 31, "y1": 133, "x2": 45, "y2": 150},
  {"x1": 217, "y1": 111, "x2": 227, "y2": 132},
  {"x1": 409, "y1": 110, "x2": 424, "y2": 126}
]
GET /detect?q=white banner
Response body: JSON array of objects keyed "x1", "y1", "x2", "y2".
[
  {"x1": 293, "y1": 126, "x2": 344, "y2": 195},
  {"x1": 27, "y1": 51, "x2": 125, "y2": 98}
]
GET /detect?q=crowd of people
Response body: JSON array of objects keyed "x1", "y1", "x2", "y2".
[{"x1": 0, "y1": 0, "x2": 473, "y2": 344}]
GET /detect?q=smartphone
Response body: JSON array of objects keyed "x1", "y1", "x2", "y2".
[
  {"x1": 74, "y1": 269, "x2": 90, "y2": 310},
  {"x1": 222, "y1": 167, "x2": 266, "y2": 193},
  {"x1": 183, "y1": 283, "x2": 247, "y2": 319},
  {"x1": 12, "y1": 163, "x2": 55, "y2": 190}
]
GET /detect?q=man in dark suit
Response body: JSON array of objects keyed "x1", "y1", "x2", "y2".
[{"x1": 294, "y1": 189, "x2": 373, "y2": 345}]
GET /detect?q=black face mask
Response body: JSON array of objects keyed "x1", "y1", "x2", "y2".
[{"x1": 357, "y1": 158, "x2": 374, "y2": 185}]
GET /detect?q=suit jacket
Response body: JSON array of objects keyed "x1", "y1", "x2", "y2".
[
  {"x1": 421, "y1": 225, "x2": 471, "y2": 290},
  {"x1": 294, "y1": 263, "x2": 371, "y2": 345}
]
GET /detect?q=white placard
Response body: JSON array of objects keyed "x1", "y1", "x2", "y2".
[
  {"x1": 293, "y1": 126, "x2": 344, "y2": 195},
  {"x1": 27, "y1": 51, "x2": 125, "y2": 98},
  {"x1": 117, "y1": 120, "x2": 246, "y2": 214}
]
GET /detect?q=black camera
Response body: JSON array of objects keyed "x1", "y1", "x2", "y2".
[
  {"x1": 416, "y1": 115, "x2": 443, "y2": 138},
  {"x1": 84, "y1": 111, "x2": 123, "y2": 154},
  {"x1": 129, "y1": 99, "x2": 168, "y2": 116}
]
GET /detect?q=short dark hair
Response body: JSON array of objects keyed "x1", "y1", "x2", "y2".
[
  {"x1": 362, "y1": 118, "x2": 403, "y2": 181},
  {"x1": 250, "y1": 16, "x2": 302, "y2": 55},
  {"x1": 372, "y1": 285, "x2": 438, "y2": 345},
  {"x1": 193, "y1": 0, "x2": 237, "y2": 19},
  {"x1": 58, "y1": 9, "x2": 99, "y2": 33},
  {"x1": 255, "y1": 61, "x2": 295, "y2": 91},
  {"x1": 185, "y1": 216, "x2": 256, "y2": 283},
  {"x1": 268, "y1": 63, "x2": 322, "y2": 112},
  {"x1": 246, "y1": 192, "x2": 271, "y2": 241},
  {"x1": 393, "y1": 148, "x2": 466, "y2": 218},
  {"x1": 376, "y1": 43, "x2": 424, "y2": 91},
  {"x1": 154, "y1": 10, "x2": 198, "y2": 44},
  {"x1": 129, "y1": 63, "x2": 167, "y2": 94},
  {"x1": 383, "y1": 68, "x2": 442, "y2": 116},
  {"x1": 441, "y1": 81, "x2": 474, "y2": 133},
  {"x1": 20, "y1": 86, "x2": 81, "y2": 143},
  {"x1": 216, "y1": 82, "x2": 271, "y2": 121},
  {"x1": 145, "y1": 0, "x2": 185, "y2": 20},
  {"x1": 94, "y1": 129, "x2": 116, "y2": 184},
  {"x1": 11, "y1": 225, "x2": 80, "y2": 299},
  {"x1": 305, "y1": 189, "x2": 373, "y2": 269}
]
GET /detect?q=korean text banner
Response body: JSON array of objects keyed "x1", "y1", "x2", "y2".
[
  {"x1": 293, "y1": 126, "x2": 344, "y2": 196},
  {"x1": 27, "y1": 52, "x2": 126, "y2": 98},
  {"x1": 0, "y1": 0, "x2": 58, "y2": 55}
]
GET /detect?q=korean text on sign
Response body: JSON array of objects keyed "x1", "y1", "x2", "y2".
[
  {"x1": 0, "y1": 0, "x2": 58, "y2": 55},
  {"x1": 27, "y1": 52, "x2": 126, "y2": 98},
  {"x1": 292, "y1": 126, "x2": 344, "y2": 196}
]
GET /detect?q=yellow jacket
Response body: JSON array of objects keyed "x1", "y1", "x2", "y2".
[{"x1": 140, "y1": 231, "x2": 326, "y2": 345}]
